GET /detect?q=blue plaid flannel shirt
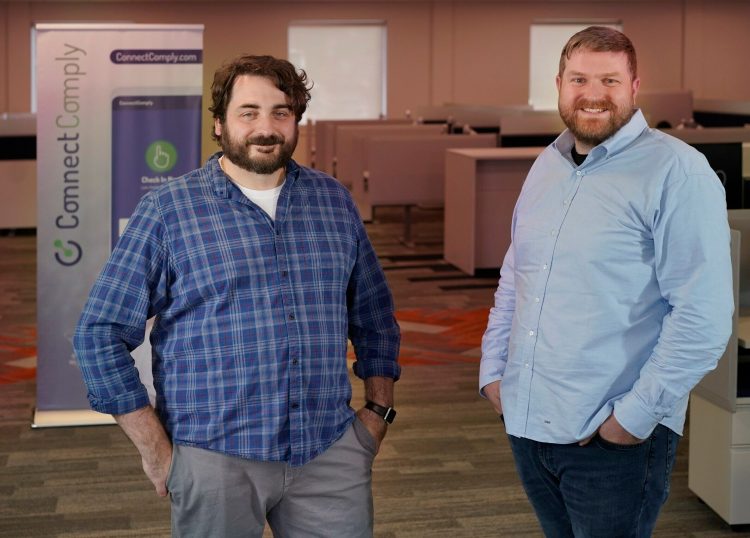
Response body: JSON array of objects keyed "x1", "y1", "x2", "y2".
[{"x1": 74, "y1": 154, "x2": 401, "y2": 466}]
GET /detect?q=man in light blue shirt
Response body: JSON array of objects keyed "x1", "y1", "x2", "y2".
[{"x1": 480, "y1": 26, "x2": 733, "y2": 537}]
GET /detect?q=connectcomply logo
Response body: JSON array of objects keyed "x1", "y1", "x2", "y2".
[
  {"x1": 146, "y1": 140, "x2": 178, "y2": 173},
  {"x1": 54, "y1": 239, "x2": 82, "y2": 266}
]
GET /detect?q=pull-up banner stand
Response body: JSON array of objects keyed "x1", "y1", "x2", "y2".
[{"x1": 34, "y1": 24, "x2": 203, "y2": 427}]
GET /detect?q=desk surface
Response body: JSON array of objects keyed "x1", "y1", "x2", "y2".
[{"x1": 447, "y1": 147, "x2": 543, "y2": 160}]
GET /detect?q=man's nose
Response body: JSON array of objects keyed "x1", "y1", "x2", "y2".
[
  {"x1": 253, "y1": 113, "x2": 275, "y2": 136},
  {"x1": 583, "y1": 82, "x2": 607, "y2": 101}
]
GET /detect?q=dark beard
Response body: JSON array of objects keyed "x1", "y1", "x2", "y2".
[
  {"x1": 220, "y1": 129, "x2": 297, "y2": 175},
  {"x1": 559, "y1": 98, "x2": 635, "y2": 148}
]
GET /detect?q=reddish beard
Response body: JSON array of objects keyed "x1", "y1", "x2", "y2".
[{"x1": 559, "y1": 97, "x2": 634, "y2": 149}]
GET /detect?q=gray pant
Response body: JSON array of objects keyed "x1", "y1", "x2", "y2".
[{"x1": 166, "y1": 418, "x2": 377, "y2": 538}]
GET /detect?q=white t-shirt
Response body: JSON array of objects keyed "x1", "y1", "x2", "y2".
[{"x1": 237, "y1": 182, "x2": 285, "y2": 221}]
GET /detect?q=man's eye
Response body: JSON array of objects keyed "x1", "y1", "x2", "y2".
[{"x1": 274, "y1": 110, "x2": 290, "y2": 118}]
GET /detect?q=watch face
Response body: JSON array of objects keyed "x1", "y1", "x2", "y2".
[{"x1": 366, "y1": 401, "x2": 395, "y2": 423}]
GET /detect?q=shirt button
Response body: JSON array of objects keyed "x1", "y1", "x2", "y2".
[
  {"x1": 292, "y1": 358, "x2": 299, "y2": 365},
  {"x1": 550, "y1": 230, "x2": 557, "y2": 236},
  {"x1": 563, "y1": 199, "x2": 570, "y2": 205},
  {"x1": 529, "y1": 330, "x2": 534, "y2": 336},
  {"x1": 576, "y1": 171, "x2": 582, "y2": 176},
  {"x1": 535, "y1": 297, "x2": 540, "y2": 303},
  {"x1": 288, "y1": 313, "x2": 295, "y2": 320},
  {"x1": 291, "y1": 402, "x2": 299, "y2": 409},
  {"x1": 281, "y1": 270, "x2": 288, "y2": 277},
  {"x1": 542, "y1": 264, "x2": 548, "y2": 270}
]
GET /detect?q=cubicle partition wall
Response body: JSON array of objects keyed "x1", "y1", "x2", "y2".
[
  {"x1": 334, "y1": 123, "x2": 446, "y2": 189},
  {"x1": 354, "y1": 133, "x2": 496, "y2": 222},
  {"x1": 410, "y1": 103, "x2": 528, "y2": 127},
  {"x1": 498, "y1": 111, "x2": 565, "y2": 148},
  {"x1": 637, "y1": 90, "x2": 693, "y2": 128},
  {"x1": 311, "y1": 118, "x2": 412, "y2": 176}
]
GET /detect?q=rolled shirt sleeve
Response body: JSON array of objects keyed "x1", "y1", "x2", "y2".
[
  {"x1": 347, "y1": 201, "x2": 401, "y2": 381},
  {"x1": 73, "y1": 193, "x2": 169, "y2": 415}
]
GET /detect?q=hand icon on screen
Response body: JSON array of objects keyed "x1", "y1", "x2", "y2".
[
  {"x1": 153, "y1": 144, "x2": 171, "y2": 170},
  {"x1": 145, "y1": 140, "x2": 177, "y2": 173}
]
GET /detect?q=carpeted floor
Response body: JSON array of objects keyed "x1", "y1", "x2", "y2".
[{"x1": 1, "y1": 207, "x2": 748, "y2": 537}]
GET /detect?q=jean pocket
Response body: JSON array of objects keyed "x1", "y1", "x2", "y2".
[
  {"x1": 352, "y1": 417, "x2": 378, "y2": 456},
  {"x1": 593, "y1": 434, "x2": 648, "y2": 452}
]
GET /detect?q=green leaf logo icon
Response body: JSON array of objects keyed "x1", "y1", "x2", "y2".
[{"x1": 53, "y1": 239, "x2": 82, "y2": 266}]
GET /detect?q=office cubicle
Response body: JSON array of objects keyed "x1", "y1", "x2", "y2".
[
  {"x1": 694, "y1": 99, "x2": 750, "y2": 128},
  {"x1": 498, "y1": 110, "x2": 565, "y2": 147},
  {"x1": 0, "y1": 113, "x2": 36, "y2": 230},
  {"x1": 637, "y1": 90, "x2": 693, "y2": 128},
  {"x1": 689, "y1": 216, "x2": 750, "y2": 526},
  {"x1": 668, "y1": 127, "x2": 750, "y2": 209}
]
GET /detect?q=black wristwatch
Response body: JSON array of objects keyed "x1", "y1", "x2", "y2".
[{"x1": 364, "y1": 400, "x2": 397, "y2": 424}]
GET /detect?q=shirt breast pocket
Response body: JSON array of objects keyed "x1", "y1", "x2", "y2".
[{"x1": 513, "y1": 223, "x2": 550, "y2": 273}]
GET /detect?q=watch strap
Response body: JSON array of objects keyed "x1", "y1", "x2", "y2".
[{"x1": 364, "y1": 400, "x2": 396, "y2": 424}]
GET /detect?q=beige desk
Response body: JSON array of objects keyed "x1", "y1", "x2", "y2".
[{"x1": 444, "y1": 147, "x2": 541, "y2": 275}]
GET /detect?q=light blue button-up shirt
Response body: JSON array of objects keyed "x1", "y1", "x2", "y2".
[{"x1": 479, "y1": 110, "x2": 733, "y2": 442}]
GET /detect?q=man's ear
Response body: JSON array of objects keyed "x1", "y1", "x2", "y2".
[
  {"x1": 631, "y1": 77, "x2": 641, "y2": 102},
  {"x1": 214, "y1": 118, "x2": 222, "y2": 139},
  {"x1": 556, "y1": 74, "x2": 562, "y2": 93}
]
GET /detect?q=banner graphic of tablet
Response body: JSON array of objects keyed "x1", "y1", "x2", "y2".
[{"x1": 111, "y1": 94, "x2": 202, "y2": 247}]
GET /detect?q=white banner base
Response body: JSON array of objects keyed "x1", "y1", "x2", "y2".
[{"x1": 31, "y1": 408, "x2": 117, "y2": 428}]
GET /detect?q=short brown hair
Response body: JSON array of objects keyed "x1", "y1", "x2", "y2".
[
  {"x1": 209, "y1": 54, "x2": 312, "y2": 141},
  {"x1": 558, "y1": 26, "x2": 637, "y2": 80}
]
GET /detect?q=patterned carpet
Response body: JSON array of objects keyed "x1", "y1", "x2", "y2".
[
  {"x1": 396, "y1": 308, "x2": 487, "y2": 366},
  {"x1": 0, "y1": 326, "x2": 36, "y2": 384},
  {"x1": 2, "y1": 208, "x2": 749, "y2": 537},
  {"x1": 0, "y1": 309, "x2": 489, "y2": 380}
]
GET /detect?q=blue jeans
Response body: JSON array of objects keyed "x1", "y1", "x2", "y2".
[{"x1": 508, "y1": 425, "x2": 680, "y2": 538}]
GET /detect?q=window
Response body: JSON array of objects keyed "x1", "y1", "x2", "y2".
[
  {"x1": 288, "y1": 21, "x2": 386, "y2": 121},
  {"x1": 529, "y1": 20, "x2": 622, "y2": 110}
]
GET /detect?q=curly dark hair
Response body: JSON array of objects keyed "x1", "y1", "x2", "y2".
[{"x1": 209, "y1": 55, "x2": 312, "y2": 141}]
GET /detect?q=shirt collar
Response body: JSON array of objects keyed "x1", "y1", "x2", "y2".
[
  {"x1": 552, "y1": 108, "x2": 649, "y2": 162},
  {"x1": 208, "y1": 152, "x2": 301, "y2": 199}
]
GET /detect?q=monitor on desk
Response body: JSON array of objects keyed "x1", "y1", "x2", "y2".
[{"x1": 729, "y1": 209, "x2": 750, "y2": 308}]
